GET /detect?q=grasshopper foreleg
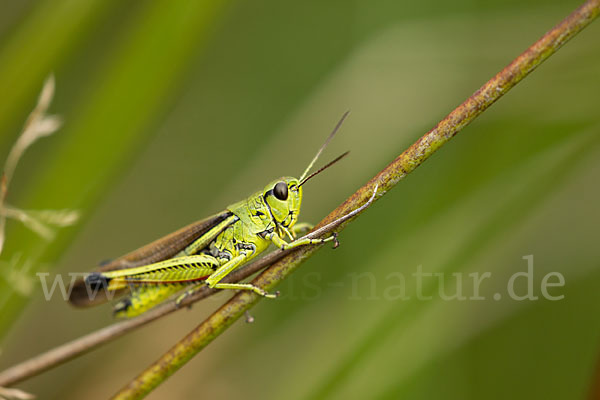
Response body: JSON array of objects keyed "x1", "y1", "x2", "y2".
[{"x1": 275, "y1": 184, "x2": 378, "y2": 251}]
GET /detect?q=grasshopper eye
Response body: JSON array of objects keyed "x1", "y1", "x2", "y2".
[{"x1": 273, "y1": 182, "x2": 288, "y2": 201}]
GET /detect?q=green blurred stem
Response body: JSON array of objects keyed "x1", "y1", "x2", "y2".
[{"x1": 110, "y1": 1, "x2": 600, "y2": 399}]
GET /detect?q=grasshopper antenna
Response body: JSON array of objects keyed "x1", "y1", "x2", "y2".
[
  {"x1": 299, "y1": 151, "x2": 349, "y2": 187},
  {"x1": 298, "y1": 110, "x2": 349, "y2": 182}
]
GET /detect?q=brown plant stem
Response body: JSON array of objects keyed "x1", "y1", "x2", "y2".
[
  {"x1": 0, "y1": 252, "x2": 282, "y2": 386},
  {"x1": 109, "y1": 1, "x2": 600, "y2": 399},
  {"x1": 588, "y1": 345, "x2": 600, "y2": 400}
]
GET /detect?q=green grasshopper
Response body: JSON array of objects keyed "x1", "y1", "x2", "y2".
[{"x1": 69, "y1": 112, "x2": 359, "y2": 318}]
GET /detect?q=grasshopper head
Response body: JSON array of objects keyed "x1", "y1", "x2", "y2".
[{"x1": 263, "y1": 177, "x2": 302, "y2": 229}]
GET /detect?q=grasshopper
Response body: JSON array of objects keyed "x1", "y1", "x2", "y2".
[{"x1": 69, "y1": 112, "x2": 358, "y2": 318}]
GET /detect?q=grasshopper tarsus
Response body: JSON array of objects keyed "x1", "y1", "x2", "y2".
[
  {"x1": 332, "y1": 232, "x2": 340, "y2": 249},
  {"x1": 245, "y1": 311, "x2": 255, "y2": 323},
  {"x1": 174, "y1": 291, "x2": 190, "y2": 309},
  {"x1": 263, "y1": 290, "x2": 280, "y2": 299}
]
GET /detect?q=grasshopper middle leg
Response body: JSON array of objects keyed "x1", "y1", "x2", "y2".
[{"x1": 176, "y1": 252, "x2": 278, "y2": 305}]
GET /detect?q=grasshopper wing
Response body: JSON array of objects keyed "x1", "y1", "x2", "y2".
[{"x1": 68, "y1": 211, "x2": 235, "y2": 307}]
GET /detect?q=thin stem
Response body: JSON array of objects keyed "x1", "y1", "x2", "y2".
[
  {"x1": 0, "y1": 253, "x2": 282, "y2": 386},
  {"x1": 110, "y1": 1, "x2": 600, "y2": 399}
]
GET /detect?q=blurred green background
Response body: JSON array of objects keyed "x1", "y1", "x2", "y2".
[{"x1": 0, "y1": 0, "x2": 599, "y2": 399}]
